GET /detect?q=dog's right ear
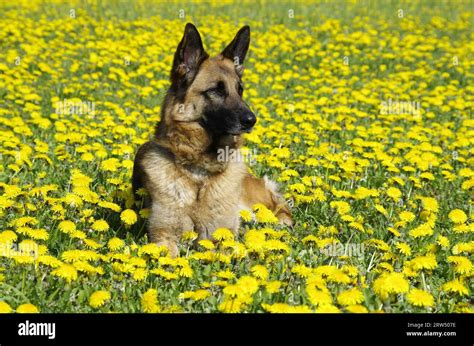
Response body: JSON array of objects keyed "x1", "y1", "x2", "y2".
[{"x1": 171, "y1": 23, "x2": 208, "y2": 85}]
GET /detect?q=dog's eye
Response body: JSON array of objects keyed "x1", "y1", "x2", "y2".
[{"x1": 205, "y1": 81, "x2": 226, "y2": 97}]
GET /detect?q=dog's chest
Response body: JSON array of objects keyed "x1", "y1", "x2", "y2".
[
  {"x1": 186, "y1": 164, "x2": 245, "y2": 234},
  {"x1": 144, "y1": 149, "x2": 245, "y2": 221},
  {"x1": 182, "y1": 164, "x2": 242, "y2": 207}
]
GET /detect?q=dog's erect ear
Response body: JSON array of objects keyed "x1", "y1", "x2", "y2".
[
  {"x1": 171, "y1": 23, "x2": 208, "y2": 85},
  {"x1": 221, "y1": 25, "x2": 250, "y2": 76}
]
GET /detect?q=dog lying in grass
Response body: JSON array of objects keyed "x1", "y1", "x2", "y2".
[{"x1": 132, "y1": 23, "x2": 292, "y2": 257}]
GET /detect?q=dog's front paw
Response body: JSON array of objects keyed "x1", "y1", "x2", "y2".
[{"x1": 155, "y1": 239, "x2": 179, "y2": 258}]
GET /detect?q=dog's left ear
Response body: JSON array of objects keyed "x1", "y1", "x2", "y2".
[{"x1": 221, "y1": 25, "x2": 250, "y2": 76}]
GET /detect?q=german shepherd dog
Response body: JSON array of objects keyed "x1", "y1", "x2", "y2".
[{"x1": 132, "y1": 23, "x2": 292, "y2": 257}]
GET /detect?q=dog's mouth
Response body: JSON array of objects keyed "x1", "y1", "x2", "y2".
[
  {"x1": 199, "y1": 116, "x2": 255, "y2": 136},
  {"x1": 226, "y1": 126, "x2": 254, "y2": 136}
]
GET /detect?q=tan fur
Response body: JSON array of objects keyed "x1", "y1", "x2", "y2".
[{"x1": 133, "y1": 28, "x2": 292, "y2": 257}]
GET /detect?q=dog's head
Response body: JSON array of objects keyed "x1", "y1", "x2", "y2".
[{"x1": 167, "y1": 23, "x2": 256, "y2": 136}]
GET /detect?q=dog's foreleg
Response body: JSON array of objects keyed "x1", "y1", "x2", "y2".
[
  {"x1": 148, "y1": 228, "x2": 180, "y2": 258},
  {"x1": 148, "y1": 202, "x2": 194, "y2": 257}
]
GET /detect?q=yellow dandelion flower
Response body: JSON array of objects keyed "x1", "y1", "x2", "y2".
[
  {"x1": 0, "y1": 301, "x2": 13, "y2": 313},
  {"x1": 262, "y1": 303, "x2": 312, "y2": 313},
  {"x1": 337, "y1": 288, "x2": 364, "y2": 306},
  {"x1": 420, "y1": 172, "x2": 435, "y2": 181},
  {"x1": 217, "y1": 270, "x2": 236, "y2": 280},
  {"x1": 181, "y1": 230, "x2": 198, "y2": 241},
  {"x1": 374, "y1": 204, "x2": 388, "y2": 216},
  {"x1": 386, "y1": 187, "x2": 402, "y2": 201},
  {"x1": 235, "y1": 275, "x2": 260, "y2": 296},
  {"x1": 58, "y1": 220, "x2": 76, "y2": 234},
  {"x1": 409, "y1": 223, "x2": 433, "y2": 238},
  {"x1": 436, "y1": 235, "x2": 450, "y2": 248},
  {"x1": 265, "y1": 281, "x2": 282, "y2": 294},
  {"x1": 212, "y1": 227, "x2": 234, "y2": 241},
  {"x1": 330, "y1": 201, "x2": 351, "y2": 215},
  {"x1": 307, "y1": 287, "x2": 333, "y2": 306},
  {"x1": 462, "y1": 178, "x2": 474, "y2": 190},
  {"x1": 132, "y1": 268, "x2": 148, "y2": 281},
  {"x1": 407, "y1": 288, "x2": 434, "y2": 307},
  {"x1": 36, "y1": 255, "x2": 63, "y2": 268},
  {"x1": 442, "y1": 279, "x2": 469, "y2": 296},
  {"x1": 0, "y1": 230, "x2": 18, "y2": 244},
  {"x1": 100, "y1": 158, "x2": 120, "y2": 172},
  {"x1": 81, "y1": 152, "x2": 94, "y2": 161},
  {"x1": 313, "y1": 188, "x2": 327, "y2": 201},
  {"x1": 453, "y1": 303, "x2": 474, "y2": 313},
  {"x1": 138, "y1": 243, "x2": 162, "y2": 258},
  {"x1": 219, "y1": 297, "x2": 246, "y2": 313},
  {"x1": 373, "y1": 272, "x2": 409, "y2": 300},
  {"x1": 448, "y1": 209, "x2": 467, "y2": 224},
  {"x1": 447, "y1": 256, "x2": 473, "y2": 275},
  {"x1": 91, "y1": 219, "x2": 109, "y2": 232},
  {"x1": 51, "y1": 264, "x2": 78, "y2": 282},
  {"x1": 179, "y1": 290, "x2": 211, "y2": 301},
  {"x1": 70, "y1": 230, "x2": 86, "y2": 240},
  {"x1": 292, "y1": 264, "x2": 313, "y2": 278},
  {"x1": 407, "y1": 255, "x2": 437, "y2": 271},
  {"x1": 98, "y1": 201, "x2": 121, "y2": 212},
  {"x1": 420, "y1": 197, "x2": 438, "y2": 213},
  {"x1": 316, "y1": 304, "x2": 340, "y2": 313},
  {"x1": 107, "y1": 237, "x2": 125, "y2": 251},
  {"x1": 451, "y1": 241, "x2": 474, "y2": 255},
  {"x1": 326, "y1": 269, "x2": 351, "y2": 284},
  {"x1": 16, "y1": 303, "x2": 39, "y2": 313},
  {"x1": 239, "y1": 209, "x2": 253, "y2": 222},
  {"x1": 353, "y1": 187, "x2": 377, "y2": 200},
  {"x1": 120, "y1": 209, "x2": 137, "y2": 226},
  {"x1": 62, "y1": 193, "x2": 83, "y2": 207},
  {"x1": 244, "y1": 230, "x2": 266, "y2": 252},
  {"x1": 139, "y1": 208, "x2": 150, "y2": 218},
  {"x1": 265, "y1": 239, "x2": 290, "y2": 254},
  {"x1": 150, "y1": 268, "x2": 178, "y2": 281},
  {"x1": 84, "y1": 238, "x2": 102, "y2": 250},
  {"x1": 251, "y1": 265, "x2": 269, "y2": 281},
  {"x1": 254, "y1": 204, "x2": 279, "y2": 223},
  {"x1": 395, "y1": 242, "x2": 412, "y2": 256},
  {"x1": 346, "y1": 304, "x2": 368, "y2": 313},
  {"x1": 198, "y1": 239, "x2": 215, "y2": 250},
  {"x1": 178, "y1": 265, "x2": 193, "y2": 278},
  {"x1": 452, "y1": 224, "x2": 471, "y2": 234},
  {"x1": 399, "y1": 211, "x2": 415, "y2": 222},
  {"x1": 89, "y1": 290, "x2": 111, "y2": 308}
]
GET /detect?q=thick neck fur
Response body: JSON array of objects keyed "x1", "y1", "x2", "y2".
[{"x1": 154, "y1": 93, "x2": 243, "y2": 174}]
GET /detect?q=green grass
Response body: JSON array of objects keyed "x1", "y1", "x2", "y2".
[{"x1": 0, "y1": 0, "x2": 472, "y2": 313}]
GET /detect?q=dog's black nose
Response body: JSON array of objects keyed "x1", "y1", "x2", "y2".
[{"x1": 241, "y1": 111, "x2": 256, "y2": 129}]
